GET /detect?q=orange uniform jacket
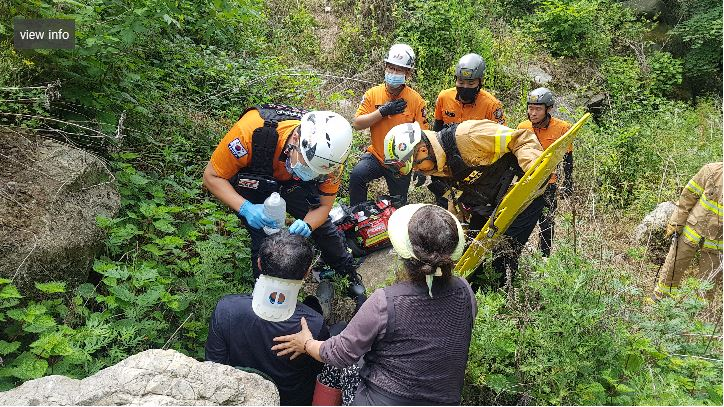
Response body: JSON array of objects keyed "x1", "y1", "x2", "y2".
[
  {"x1": 517, "y1": 116, "x2": 571, "y2": 183},
  {"x1": 434, "y1": 88, "x2": 505, "y2": 126},
  {"x1": 210, "y1": 109, "x2": 341, "y2": 196},
  {"x1": 355, "y1": 84, "x2": 429, "y2": 164}
]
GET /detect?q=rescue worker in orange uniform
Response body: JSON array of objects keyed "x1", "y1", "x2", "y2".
[
  {"x1": 655, "y1": 162, "x2": 722, "y2": 301},
  {"x1": 349, "y1": 43, "x2": 429, "y2": 206},
  {"x1": 383, "y1": 120, "x2": 545, "y2": 288},
  {"x1": 433, "y1": 53, "x2": 506, "y2": 131},
  {"x1": 517, "y1": 87, "x2": 573, "y2": 258},
  {"x1": 426, "y1": 53, "x2": 506, "y2": 207},
  {"x1": 202, "y1": 104, "x2": 366, "y2": 308}
]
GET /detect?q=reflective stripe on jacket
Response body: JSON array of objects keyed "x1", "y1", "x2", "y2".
[{"x1": 671, "y1": 162, "x2": 723, "y2": 248}]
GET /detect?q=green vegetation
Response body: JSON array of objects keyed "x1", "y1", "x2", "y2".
[
  {"x1": 0, "y1": 0, "x2": 721, "y2": 403},
  {"x1": 465, "y1": 247, "x2": 722, "y2": 405},
  {"x1": 0, "y1": 152, "x2": 254, "y2": 387}
]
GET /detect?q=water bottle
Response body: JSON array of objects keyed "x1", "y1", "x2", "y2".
[{"x1": 263, "y1": 192, "x2": 286, "y2": 235}]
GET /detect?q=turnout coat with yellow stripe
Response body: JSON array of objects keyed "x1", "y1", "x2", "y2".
[
  {"x1": 425, "y1": 119, "x2": 543, "y2": 177},
  {"x1": 670, "y1": 162, "x2": 723, "y2": 251}
]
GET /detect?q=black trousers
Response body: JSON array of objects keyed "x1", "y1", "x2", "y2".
[
  {"x1": 538, "y1": 184, "x2": 558, "y2": 257},
  {"x1": 469, "y1": 192, "x2": 547, "y2": 288},
  {"x1": 349, "y1": 153, "x2": 411, "y2": 206},
  {"x1": 237, "y1": 181, "x2": 354, "y2": 279}
]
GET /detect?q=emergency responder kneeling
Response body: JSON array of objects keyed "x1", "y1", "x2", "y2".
[
  {"x1": 202, "y1": 105, "x2": 367, "y2": 309},
  {"x1": 349, "y1": 43, "x2": 429, "y2": 206},
  {"x1": 383, "y1": 120, "x2": 545, "y2": 289}
]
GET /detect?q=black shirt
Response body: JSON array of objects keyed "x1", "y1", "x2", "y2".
[{"x1": 205, "y1": 294, "x2": 329, "y2": 405}]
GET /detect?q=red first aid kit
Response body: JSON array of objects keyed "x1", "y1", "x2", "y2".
[{"x1": 335, "y1": 196, "x2": 403, "y2": 257}]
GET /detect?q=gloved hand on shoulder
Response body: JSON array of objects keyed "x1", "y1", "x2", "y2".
[
  {"x1": 378, "y1": 99, "x2": 407, "y2": 117},
  {"x1": 238, "y1": 200, "x2": 276, "y2": 230}
]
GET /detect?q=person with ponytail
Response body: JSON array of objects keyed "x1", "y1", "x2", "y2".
[{"x1": 272, "y1": 204, "x2": 476, "y2": 405}]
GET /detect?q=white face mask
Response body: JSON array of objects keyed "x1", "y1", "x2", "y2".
[{"x1": 251, "y1": 275, "x2": 303, "y2": 322}]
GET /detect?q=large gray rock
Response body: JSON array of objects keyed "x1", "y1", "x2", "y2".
[
  {"x1": 527, "y1": 65, "x2": 553, "y2": 86},
  {"x1": 634, "y1": 201, "x2": 676, "y2": 263},
  {"x1": 0, "y1": 129, "x2": 120, "y2": 294},
  {"x1": 623, "y1": 0, "x2": 666, "y2": 18},
  {"x1": 634, "y1": 201, "x2": 676, "y2": 243},
  {"x1": 554, "y1": 93, "x2": 588, "y2": 124},
  {"x1": 0, "y1": 349, "x2": 279, "y2": 406},
  {"x1": 357, "y1": 248, "x2": 397, "y2": 291}
]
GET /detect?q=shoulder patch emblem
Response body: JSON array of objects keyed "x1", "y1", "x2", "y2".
[
  {"x1": 228, "y1": 138, "x2": 248, "y2": 159},
  {"x1": 493, "y1": 108, "x2": 504, "y2": 119},
  {"x1": 445, "y1": 110, "x2": 456, "y2": 117}
]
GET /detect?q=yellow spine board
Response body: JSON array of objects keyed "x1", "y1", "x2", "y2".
[{"x1": 455, "y1": 113, "x2": 591, "y2": 278}]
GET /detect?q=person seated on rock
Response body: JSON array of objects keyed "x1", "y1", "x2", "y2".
[
  {"x1": 205, "y1": 230, "x2": 329, "y2": 405},
  {"x1": 272, "y1": 204, "x2": 477, "y2": 405}
]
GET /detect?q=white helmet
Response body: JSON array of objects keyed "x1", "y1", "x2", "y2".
[
  {"x1": 299, "y1": 111, "x2": 353, "y2": 175},
  {"x1": 384, "y1": 43, "x2": 415, "y2": 69},
  {"x1": 383, "y1": 122, "x2": 422, "y2": 175}
]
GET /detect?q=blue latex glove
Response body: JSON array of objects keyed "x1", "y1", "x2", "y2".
[
  {"x1": 237, "y1": 200, "x2": 276, "y2": 230},
  {"x1": 289, "y1": 219, "x2": 312, "y2": 237}
]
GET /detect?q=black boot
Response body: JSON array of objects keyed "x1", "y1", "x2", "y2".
[{"x1": 346, "y1": 270, "x2": 367, "y2": 313}]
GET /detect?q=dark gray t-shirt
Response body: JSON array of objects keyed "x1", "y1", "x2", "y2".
[{"x1": 205, "y1": 294, "x2": 329, "y2": 405}]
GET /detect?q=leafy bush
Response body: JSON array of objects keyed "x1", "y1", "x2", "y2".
[
  {"x1": 531, "y1": 0, "x2": 606, "y2": 58},
  {"x1": 0, "y1": 153, "x2": 254, "y2": 390},
  {"x1": 576, "y1": 98, "x2": 722, "y2": 211},
  {"x1": 667, "y1": 0, "x2": 723, "y2": 96},
  {"x1": 600, "y1": 52, "x2": 683, "y2": 105},
  {"x1": 0, "y1": 0, "x2": 322, "y2": 147},
  {"x1": 464, "y1": 247, "x2": 723, "y2": 405},
  {"x1": 601, "y1": 56, "x2": 644, "y2": 104},
  {"x1": 647, "y1": 51, "x2": 684, "y2": 98},
  {"x1": 268, "y1": 1, "x2": 321, "y2": 65},
  {"x1": 529, "y1": 0, "x2": 647, "y2": 59},
  {"x1": 392, "y1": 0, "x2": 498, "y2": 102}
]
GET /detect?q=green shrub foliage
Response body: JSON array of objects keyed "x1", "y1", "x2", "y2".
[
  {"x1": 0, "y1": 152, "x2": 254, "y2": 390},
  {"x1": 0, "y1": 0, "x2": 721, "y2": 402},
  {"x1": 464, "y1": 248, "x2": 722, "y2": 405}
]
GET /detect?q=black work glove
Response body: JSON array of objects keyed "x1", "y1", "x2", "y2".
[
  {"x1": 560, "y1": 152, "x2": 574, "y2": 198},
  {"x1": 413, "y1": 172, "x2": 427, "y2": 187},
  {"x1": 378, "y1": 99, "x2": 407, "y2": 117}
]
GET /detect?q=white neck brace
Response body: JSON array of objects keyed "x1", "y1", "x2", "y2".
[{"x1": 251, "y1": 274, "x2": 303, "y2": 322}]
